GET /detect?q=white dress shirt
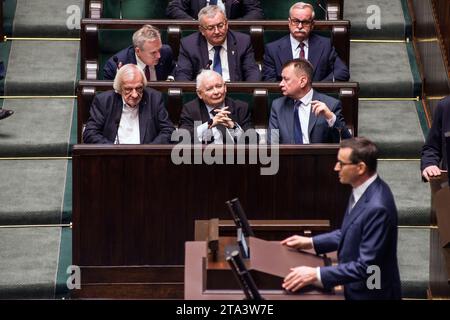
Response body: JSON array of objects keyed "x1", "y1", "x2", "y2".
[
  {"x1": 295, "y1": 88, "x2": 336, "y2": 144},
  {"x1": 115, "y1": 101, "x2": 140, "y2": 144},
  {"x1": 135, "y1": 54, "x2": 157, "y2": 81},
  {"x1": 290, "y1": 34, "x2": 309, "y2": 60},
  {"x1": 207, "y1": 40, "x2": 230, "y2": 82}
]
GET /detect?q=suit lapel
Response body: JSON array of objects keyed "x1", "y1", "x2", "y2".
[
  {"x1": 224, "y1": 0, "x2": 232, "y2": 17},
  {"x1": 198, "y1": 100, "x2": 210, "y2": 123},
  {"x1": 227, "y1": 32, "x2": 238, "y2": 81},
  {"x1": 138, "y1": 91, "x2": 149, "y2": 143},
  {"x1": 155, "y1": 63, "x2": 163, "y2": 80},
  {"x1": 283, "y1": 98, "x2": 295, "y2": 144},
  {"x1": 111, "y1": 94, "x2": 124, "y2": 142},
  {"x1": 279, "y1": 36, "x2": 294, "y2": 67},
  {"x1": 199, "y1": 35, "x2": 210, "y2": 71},
  {"x1": 307, "y1": 34, "x2": 324, "y2": 78}
]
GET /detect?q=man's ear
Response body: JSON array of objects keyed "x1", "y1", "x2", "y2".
[{"x1": 196, "y1": 89, "x2": 203, "y2": 100}]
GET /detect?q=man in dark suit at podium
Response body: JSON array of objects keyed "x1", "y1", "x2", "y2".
[
  {"x1": 281, "y1": 137, "x2": 402, "y2": 300},
  {"x1": 421, "y1": 96, "x2": 450, "y2": 181}
]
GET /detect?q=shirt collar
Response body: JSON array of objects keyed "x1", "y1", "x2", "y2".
[
  {"x1": 290, "y1": 34, "x2": 309, "y2": 50},
  {"x1": 353, "y1": 173, "x2": 378, "y2": 203},
  {"x1": 207, "y1": 39, "x2": 228, "y2": 52},
  {"x1": 297, "y1": 88, "x2": 314, "y2": 106},
  {"x1": 122, "y1": 98, "x2": 139, "y2": 112},
  {"x1": 134, "y1": 53, "x2": 147, "y2": 71},
  {"x1": 206, "y1": 103, "x2": 225, "y2": 116}
]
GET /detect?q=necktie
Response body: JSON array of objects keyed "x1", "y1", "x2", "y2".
[
  {"x1": 293, "y1": 100, "x2": 303, "y2": 144},
  {"x1": 298, "y1": 42, "x2": 305, "y2": 59},
  {"x1": 213, "y1": 46, "x2": 222, "y2": 76},
  {"x1": 209, "y1": 0, "x2": 218, "y2": 5},
  {"x1": 144, "y1": 65, "x2": 151, "y2": 81},
  {"x1": 347, "y1": 193, "x2": 355, "y2": 215}
]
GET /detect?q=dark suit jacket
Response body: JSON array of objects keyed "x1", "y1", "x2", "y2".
[
  {"x1": 268, "y1": 90, "x2": 351, "y2": 144},
  {"x1": 103, "y1": 45, "x2": 175, "y2": 80},
  {"x1": 313, "y1": 177, "x2": 402, "y2": 300},
  {"x1": 166, "y1": 0, "x2": 264, "y2": 20},
  {"x1": 174, "y1": 30, "x2": 261, "y2": 81},
  {"x1": 421, "y1": 96, "x2": 450, "y2": 171},
  {"x1": 262, "y1": 34, "x2": 350, "y2": 82},
  {"x1": 83, "y1": 88, "x2": 175, "y2": 144},
  {"x1": 178, "y1": 97, "x2": 253, "y2": 143}
]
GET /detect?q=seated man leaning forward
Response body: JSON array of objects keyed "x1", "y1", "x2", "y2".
[
  {"x1": 268, "y1": 58, "x2": 351, "y2": 144},
  {"x1": 83, "y1": 64, "x2": 175, "y2": 144},
  {"x1": 178, "y1": 69, "x2": 253, "y2": 144}
]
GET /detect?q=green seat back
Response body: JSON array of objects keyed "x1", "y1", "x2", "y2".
[
  {"x1": 260, "y1": 0, "x2": 325, "y2": 20},
  {"x1": 103, "y1": 0, "x2": 169, "y2": 19}
]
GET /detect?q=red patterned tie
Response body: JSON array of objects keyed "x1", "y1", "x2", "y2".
[
  {"x1": 144, "y1": 65, "x2": 151, "y2": 81},
  {"x1": 299, "y1": 42, "x2": 305, "y2": 59}
]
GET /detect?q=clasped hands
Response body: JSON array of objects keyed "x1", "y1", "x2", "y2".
[
  {"x1": 280, "y1": 235, "x2": 318, "y2": 292},
  {"x1": 210, "y1": 106, "x2": 234, "y2": 129}
]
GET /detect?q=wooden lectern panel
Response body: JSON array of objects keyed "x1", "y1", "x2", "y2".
[{"x1": 185, "y1": 237, "x2": 343, "y2": 300}]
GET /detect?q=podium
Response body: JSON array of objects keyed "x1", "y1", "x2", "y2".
[
  {"x1": 429, "y1": 173, "x2": 450, "y2": 298},
  {"x1": 185, "y1": 237, "x2": 343, "y2": 300}
]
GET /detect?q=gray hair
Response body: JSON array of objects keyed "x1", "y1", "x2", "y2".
[
  {"x1": 196, "y1": 69, "x2": 223, "y2": 90},
  {"x1": 132, "y1": 25, "x2": 161, "y2": 50},
  {"x1": 198, "y1": 5, "x2": 226, "y2": 22},
  {"x1": 113, "y1": 64, "x2": 147, "y2": 93},
  {"x1": 289, "y1": 2, "x2": 315, "y2": 19}
]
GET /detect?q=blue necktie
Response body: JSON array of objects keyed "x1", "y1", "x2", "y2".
[
  {"x1": 213, "y1": 46, "x2": 222, "y2": 76},
  {"x1": 293, "y1": 100, "x2": 303, "y2": 144},
  {"x1": 209, "y1": 0, "x2": 218, "y2": 5}
]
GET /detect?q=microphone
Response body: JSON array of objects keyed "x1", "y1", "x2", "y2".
[
  {"x1": 119, "y1": 0, "x2": 123, "y2": 19},
  {"x1": 205, "y1": 59, "x2": 213, "y2": 70},
  {"x1": 317, "y1": 0, "x2": 328, "y2": 20}
]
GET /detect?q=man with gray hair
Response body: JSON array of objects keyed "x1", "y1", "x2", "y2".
[
  {"x1": 262, "y1": 2, "x2": 349, "y2": 82},
  {"x1": 179, "y1": 69, "x2": 253, "y2": 144},
  {"x1": 84, "y1": 64, "x2": 175, "y2": 144},
  {"x1": 103, "y1": 25, "x2": 175, "y2": 81},
  {"x1": 175, "y1": 5, "x2": 260, "y2": 81}
]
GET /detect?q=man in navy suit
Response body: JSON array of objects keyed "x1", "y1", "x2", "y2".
[
  {"x1": 174, "y1": 5, "x2": 261, "y2": 81},
  {"x1": 268, "y1": 58, "x2": 351, "y2": 144},
  {"x1": 84, "y1": 64, "x2": 175, "y2": 144},
  {"x1": 421, "y1": 96, "x2": 450, "y2": 181},
  {"x1": 262, "y1": 2, "x2": 349, "y2": 82},
  {"x1": 281, "y1": 137, "x2": 402, "y2": 300},
  {"x1": 166, "y1": 0, "x2": 264, "y2": 20},
  {"x1": 103, "y1": 25, "x2": 175, "y2": 81},
  {"x1": 179, "y1": 69, "x2": 253, "y2": 144}
]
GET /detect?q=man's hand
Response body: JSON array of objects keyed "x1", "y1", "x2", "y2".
[
  {"x1": 280, "y1": 235, "x2": 313, "y2": 250},
  {"x1": 311, "y1": 100, "x2": 334, "y2": 120},
  {"x1": 283, "y1": 266, "x2": 318, "y2": 292},
  {"x1": 211, "y1": 107, "x2": 234, "y2": 128},
  {"x1": 422, "y1": 165, "x2": 441, "y2": 181}
]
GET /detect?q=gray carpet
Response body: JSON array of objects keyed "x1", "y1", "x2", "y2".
[
  {"x1": 4, "y1": 40, "x2": 79, "y2": 96},
  {"x1": 358, "y1": 101, "x2": 424, "y2": 158},
  {"x1": 378, "y1": 160, "x2": 430, "y2": 226},
  {"x1": 0, "y1": 98, "x2": 74, "y2": 157},
  {"x1": 12, "y1": 0, "x2": 83, "y2": 37},
  {"x1": 0, "y1": 160, "x2": 68, "y2": 225},
  {"x1": 0, "y1": 227, "x2": 61, "y2": 299},
  {"x1": 350, "y1": 42, "x2": 415, "y2": 98},
  {"x1": 398, "y1": 228, "x2": 430, "y2": 298},
  {"x1": 344, "y1": 0, "x2": 407, "y2": 40}
]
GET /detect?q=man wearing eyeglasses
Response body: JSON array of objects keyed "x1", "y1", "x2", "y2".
[
  {"x1": 281, "y1": 137, "x2": 402, "y2": 300},
  {"x1": 166, "y1": 0, "x2": 264, "y2": 20},
  {"x1": 103, "y1": 25, "x2": 175, "y2": 81},
  {"x1": 262, "y1": 2, "x2": 349, "y2": 82},
  {"x1": 83, "y1": 64, "x2": 175, "y2": 144},
  {"x1": 175, "y1": 5, "x2": 261, "y2": 81},
  {"x1": 178, "y1": 69, "x2": 253, "y2": 144}
]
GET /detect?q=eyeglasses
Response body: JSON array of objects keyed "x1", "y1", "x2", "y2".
[
  {"x1": 336, "y1": 160, "x2": 357, "y2": 167},
  {"x1": 200, "y1": 21, "x2": 227, "y2": 32},
  {"x1": 289, "y1": 18, "x2": 313, "y2": 27},
  {"x1": 123, "y1": 86, "x2": 144, "y2": 95}
]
